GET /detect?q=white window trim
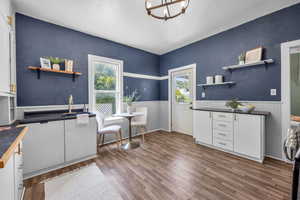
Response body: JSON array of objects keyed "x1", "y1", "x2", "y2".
[{"x1": 88, "y1": 54, "x2": 123, "y2": 114}]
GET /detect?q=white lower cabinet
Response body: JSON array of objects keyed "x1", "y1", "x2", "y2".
[
  {"x1": 234, "y1": 114, "x2": 264, "y2": 160},
  {"x1": 193, "y1": 110, "x2": 265, "y2": 162},
  {"x1": 193, "y1": 111, "x2": 212, "y2": 145},
  {"x1": 65, "y1": 119, "x2": 97, "y2": 162},
  {"x1": 0, "y1": 155, "x2": 15, "y2": 200},
  {"x1": 0, "y1": 143, "x2": 24, "y2": 200},
  {"x1": 23, "y1": 121, "x2": 65, "y2": 175},
  {"x1": 23, "y1": 117, "x2": 97, "y2": 178}
]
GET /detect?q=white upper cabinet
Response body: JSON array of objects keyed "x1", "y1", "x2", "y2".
[
  {"x1": 234, "y1": 114, "x2": 264, "y2": 160},
  {"x1": 0, "y1": 18, "x2": 11, "y2": 93},
  {"x1": 193, "y1": 111, "x2": 212, "y2": 145}
]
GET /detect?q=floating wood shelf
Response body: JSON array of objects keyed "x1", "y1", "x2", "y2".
[
  {"x1": 197, "y1": 82, "x2": 235, "y2": 90},
  {"x1": 222, "y1": 59, "x2": 274, "y2": 71},
  {"x1": 28, "y1": 66, "x2": 82, "y2": 82}
]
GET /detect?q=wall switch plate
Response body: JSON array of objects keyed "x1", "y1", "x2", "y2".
[
  {"x1": 202, "y1": 92, "x2": 205, "y2": 98},
  {"x1": 271, "y1": 89, "x2": 277, "y2": 96}
]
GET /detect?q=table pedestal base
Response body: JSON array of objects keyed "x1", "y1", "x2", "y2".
[{"x1": 121, "y1": 141, "x2": 140, "y2": 150}]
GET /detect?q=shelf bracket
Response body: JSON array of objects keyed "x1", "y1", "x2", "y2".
[
  {"x1": 72, "y1": 73, "x2": 76, "y2": 82},
  {"x1": 263, "y1": 60, "x2": 269, "y2": 70},
  {"x1": 37, "y1": 68, "x2": 41, "y2": 79}
]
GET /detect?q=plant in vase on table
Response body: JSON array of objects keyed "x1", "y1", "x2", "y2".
[
  {"x1": 123, "y1": 90, "x2": 140, "y2": 114},
  {"x1": 225, "y1": 99, "x2": 255, "y2": 113}
]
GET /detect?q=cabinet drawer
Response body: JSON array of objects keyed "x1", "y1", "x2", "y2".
[
  {"x1": 213, "y1": 138, "x2": 233, "y2": 151},
  {"x1": 213, "y1": 120, "x2": 233, "y2": 132},
  {"x1": 213, "y1": 112, "x2": 233, "y2": 122},
  {"x1": 213, "y1": 130, "x2": 233, "y2": 141}
]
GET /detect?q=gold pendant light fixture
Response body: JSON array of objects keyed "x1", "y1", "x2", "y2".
[{"x1": 145, "y1": 0, "x2": 190, "y2": 21}]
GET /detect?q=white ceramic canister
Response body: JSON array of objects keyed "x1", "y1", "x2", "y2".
[
  {"x1": 215, "y1": 75, "x2": 223, "y2": 84},
  {"x1": 206, "y1": 76, "x2": 214, "y2": 84}
]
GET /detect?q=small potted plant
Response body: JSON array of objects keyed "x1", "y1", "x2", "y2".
[
  {"x1": 238, "y1": 53, "x2": 246, "y2": 65},
  {"x1": 123, "y1": 90, "x2": 140, "y2": 114},
  {"x1": 47, "y1": 57, "x2": 65, "y2": 70},
  {"x1": 225, "y1": 98, "x2": 242, "y2": 112}
]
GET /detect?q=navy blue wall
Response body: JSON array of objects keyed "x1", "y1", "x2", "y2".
[
  {"x1": 16, "y1": 13, "x2": 160, "y2": 106},
  {"x1": 159, "y1": 3, "x2": 300, "y2": 101}
]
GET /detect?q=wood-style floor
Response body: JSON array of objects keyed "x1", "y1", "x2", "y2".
[{"x1": 24, "y1": 131, "x2": 293, "y2": 200}]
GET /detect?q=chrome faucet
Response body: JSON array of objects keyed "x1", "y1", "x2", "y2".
[{"x1": 68, "y1": 95, "x2": 73, "y2": 113}]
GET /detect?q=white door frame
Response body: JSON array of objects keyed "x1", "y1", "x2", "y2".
[
  {"x1": 168, "y1": 63, "x2": 197, "y2": 132},
  {"x1": 281, "y1": 39, "x2": 300, "y2": 159}
]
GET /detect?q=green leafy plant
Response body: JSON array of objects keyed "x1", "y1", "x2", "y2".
[
  {"x1": 225, "y1": 99, "x2": 242, "y2": 110},
  {"x1": 46, "y1": 57, "x2": 65, "y2": 64},
  {"x1": 238, "y1": 53, "x2": 246, "y2": 62},
  {"x1": 123, "y1": 90, "x2": 140, "y2": 106}
]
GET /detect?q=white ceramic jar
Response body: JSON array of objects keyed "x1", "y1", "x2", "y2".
[
  {"x1": 206, "y1": 76, "x2": 214, "y2": 84},
  {"x1": 215, "y1": 75, "x2": 223, "y2": 84}
]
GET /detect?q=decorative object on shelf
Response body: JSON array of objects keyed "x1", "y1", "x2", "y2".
[
  {"x1": 237, "y1": 104, "x2": 256, "y2": 113},
  {"x1": 124, "y1": 90, "x2": 140, "y2": 114},
  {"x1": 238, "y1": 53, "x2": 246, "y2": 65},
  {"x1": 40, "y1": 57, "x2": 51, "y2": 69},
  {"x1": 28, "y1": 66, "x2": 82, "y2": 82},
  {"x1": 215, "y1": 75, "x2": 223, "y2": 84},
  {"x1": 47, "y1": 57, "x2": 65, "y2": 70},
  {"x1": 206, "y1": 76, "x2": 214, "y2": 84},
  {"x1": 65, "y1": 59, "x2": 74, "y2": 72},
  {"x1": 145, "y1": 0, "x2": 190, "y2": 21},
  {"x1": 222, "y1": 59, "x2": 274, "y2": 71},
  {"x1": 245, "y1": 46, "x2": 263, "y2": 64},
  {"x1": 225, "y1": 99, "x2": 242, "y2": 111}
]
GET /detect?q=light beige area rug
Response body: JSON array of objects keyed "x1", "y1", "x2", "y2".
[{"x1": 44, "y1": 164, "x2": 123, "y2": 200}]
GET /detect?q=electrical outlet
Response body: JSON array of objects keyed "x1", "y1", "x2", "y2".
[
  {"x1": 202, "y1": 92, "x2": 205, "y2": 98},
  {"x1": 271, "y1": 89, "x2": 277, "y2": 96}
]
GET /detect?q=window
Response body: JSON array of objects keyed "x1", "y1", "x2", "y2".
[
  {"x1": 174, "y1": 74, "x2": 191, "y2": 103},
  {"x1": 89, "y1": 55, "x2": 123, "y2": 117}
]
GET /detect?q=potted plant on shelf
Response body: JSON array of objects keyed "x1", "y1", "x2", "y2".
[
  {"x1": 123, "y1": 90, "x2": 140, "y2": 114},
  {"x1": 238, "y1": 53, "x2": 246, "y2": 65},
  {"x1": 47, "y1": 57, "x2": 65, "y2": 70}
]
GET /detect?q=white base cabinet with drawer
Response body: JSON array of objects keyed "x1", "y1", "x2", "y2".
[{"x1": 193, "y1": 110, "x2": 265, "y2": 163}]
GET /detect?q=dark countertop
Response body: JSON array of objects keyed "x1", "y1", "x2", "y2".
[
  {"x1": 18, "y1": 109, "x2": 96, "y2": 124},
  {"x1": 191, "y1": 107, "x2": 270, "y2": 116},
  {"x1": 0, "y1": 126, "x2": 28, "y2": 168}
]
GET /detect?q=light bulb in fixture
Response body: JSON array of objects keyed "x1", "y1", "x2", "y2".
[
  {"x1": 164, "y1": 8, "x2": 168, "y2": 17},
  {"x1": 181, "y1": 0, "x2": 186, "y2": 8},
  {"x1": 146, "y1": 1, "x2": 152, "y2": 9}
]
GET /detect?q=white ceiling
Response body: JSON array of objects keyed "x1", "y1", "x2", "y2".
[{"x1": 13, "y1": 0, "x2": 300, "y2": 55}]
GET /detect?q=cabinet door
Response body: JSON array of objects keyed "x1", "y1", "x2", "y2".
[
  {"x1": 23, "y1": 121, "x2": 65, "y2": 175},
  {"x1": 0, "y1": 156, "x2": 15, "y2": 200},
  {"x1": 0, "y1": 20, "x2": 11, "y2": 93},
  {"x1": 193, "y1": 111, "x2": 212, "y2": 145},
  {"x1": 234, "y1": 114, "x2": 262, "y2": 159},
  {"x1": 65, "y1": 117, "x2": 97, "y2": 162},
  {"x1": 14, "y1": 143, "x2": 23, "y2": 200}
]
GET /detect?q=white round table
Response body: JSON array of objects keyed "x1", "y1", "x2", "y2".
[{"x1": 114, "y1": 112, "x2": 143, "y2": 150}]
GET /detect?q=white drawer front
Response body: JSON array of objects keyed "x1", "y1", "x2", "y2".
[
  {"x1": 213, "y1": 138, "x2": 233, "y2": 151},
  {"x1": 213, "y1": 120, "x2": 233, "y2": 132},
  {"x1": 213, "y1": 112, "x2": 233, "y2": 122},
  {"x1": 213, "y1": 130, "x2": 233, "y2": 141}
]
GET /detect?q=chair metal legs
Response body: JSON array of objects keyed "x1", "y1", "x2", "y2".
[{"x1": 97, "y1": 130, "x2": 123, "y2": 151}]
